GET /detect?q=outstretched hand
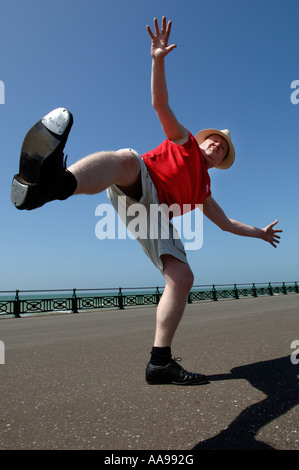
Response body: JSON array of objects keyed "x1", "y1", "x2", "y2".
[
  {"x1": 262, "y1": 219, "x2": 283, "y2": 248},
  {"x1": 147, "y1": 16, "x2": 177, "y2": 60}
]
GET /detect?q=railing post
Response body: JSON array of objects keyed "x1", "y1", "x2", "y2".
[
  {"x1": 187, "y1": 292, "x2": 192, "y2": 304},
  {"x1": 72, "y1": 289, "x2": 78, "y2": 313},
  {"x1": 252, "y1": 283, "x2": 257, "y2": 298},
  {"x1": 282, "y1": 282, "x2": 287, "y2": 295},
  {"x1": 13, "y1": 290, "x2": 21, "y2": 318},
  {"x1": 234, "y1": 284, "x2": 239, "y2": 299},
  {"x1": 294, "y1": 282, "x2": 299, "y2": 294},
  {"x1": 268, "y1": 282, "x2": 273, "y2": 296},
  {"x1": 155, "y1": 287, "x2": 160, "y2": 305},
  {"x1": 118, "y1": 287, "x2": 124, "y2": 310},
  {"x1": 212, "y1": 285, "x2": 218, "y2": 301}
]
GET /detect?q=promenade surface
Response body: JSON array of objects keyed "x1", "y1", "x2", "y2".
[{"x1": 0, "y1": 294, "x2": 298, "y2": 451}]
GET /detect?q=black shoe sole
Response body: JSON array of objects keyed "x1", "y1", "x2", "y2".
[
  {"x1": 146, "y1": 378, "x2": 208, "y2": 386},
  {"x1": 11, "y1": 108, "x2": 73, "y2": 210},
  {"x1": 146, "y1": 373, "x2": 209, "y2": 386}
]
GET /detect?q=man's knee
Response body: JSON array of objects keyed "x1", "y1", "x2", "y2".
[
  {"x1": 177, "y1": 264, "x2": 194, "y2": 292},
  {"x1": 116, "y1": 149, "x2": 140, "y2": 171},
  {"x1": 162, "y1": 256, "x2": 194, "y2": 293},
  {"x1": 115, "y1": 149, "x2": 141, "y2": 185},
  {"x1": 115, "y1": 150, "x2": 142, "y2": 198}
]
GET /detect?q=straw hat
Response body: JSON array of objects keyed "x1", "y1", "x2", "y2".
[{"x1": 195, "y1": 128, "x2": 235, "y2": 169}]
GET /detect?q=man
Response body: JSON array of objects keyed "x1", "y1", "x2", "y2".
[{"x1": 11, "y1": 17, "x2": 282, "y2": 385}]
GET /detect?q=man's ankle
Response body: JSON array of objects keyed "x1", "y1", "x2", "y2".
[
  {"x1": 57, "y1": 169, "x2": 77, "y2": 200},
  {"x1": 149, "y1": 346, "x2": 172, "y2": 366}
]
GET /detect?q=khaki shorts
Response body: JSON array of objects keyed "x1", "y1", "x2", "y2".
[{"x1": 106, "y1": 149, "x2": 188, "y2": 273}]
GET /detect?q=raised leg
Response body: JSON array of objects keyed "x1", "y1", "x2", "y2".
[{"x1": 69, "y1": 149, "x2": 141, "y2": 198}]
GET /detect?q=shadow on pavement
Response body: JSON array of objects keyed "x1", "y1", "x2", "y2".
[{"x1": 193, "y1": 355, "x2": 299, "y2": 450}]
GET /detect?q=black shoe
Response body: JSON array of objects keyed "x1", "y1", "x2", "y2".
[
  {"x1": 11, "y1": 108, "x2": 76, "y2": 210},
  {"x1": 145, "y1": 357, "x2": 208, "y2": 386}
]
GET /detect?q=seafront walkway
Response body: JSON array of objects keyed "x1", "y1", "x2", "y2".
[{"x1": 0, "y1": 294, "x2": 298, "y2": 450}]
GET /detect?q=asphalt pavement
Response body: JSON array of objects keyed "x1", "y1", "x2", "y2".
[{"x1": 0, "y1": 294, "x2": 298, "y2": 451}]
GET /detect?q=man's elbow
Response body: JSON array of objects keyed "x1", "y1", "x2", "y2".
[
  {"x1": 220, "y1": 224, "x2": 229, "y2": 233},
  {"x1": 219, "y1": 220, "x2": 234, "y2": 233}
]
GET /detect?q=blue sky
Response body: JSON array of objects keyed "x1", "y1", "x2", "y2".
[{"x1": 0, "y1": 0, "x2": 298, "y2": 291}]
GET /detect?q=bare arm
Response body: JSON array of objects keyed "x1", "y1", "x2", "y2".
[
  {"x1": 202, "y1": 196, "x2": 282, "y2": 247},
  {"x1": 147, "y1": 17, "x2": 189, "y2": 144}
]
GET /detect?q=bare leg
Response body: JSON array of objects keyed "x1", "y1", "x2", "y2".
[
  {"x1": 153, "y1": 254, "x2": 194, "y2": 347},
  {"x1": 146, "y1": 255, "x2": 207, "y2": 385},
  {"x1": 68, "y1": 149, "x2": 141, "y2": 198}
]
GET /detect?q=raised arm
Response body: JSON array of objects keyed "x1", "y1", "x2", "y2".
[
  {"x1": 146, "y1": 17, "x2": 189, "y2": 145},
  {"x1": 202, "y1": 196, "x2": 282, "y2": 248}
]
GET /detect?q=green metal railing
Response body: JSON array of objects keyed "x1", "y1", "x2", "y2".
[{"x1": 0, "y1": 282, "x2": 298, "y2": 318}]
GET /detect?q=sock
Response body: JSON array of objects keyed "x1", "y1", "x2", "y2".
[
  {"x1": 150, "y1": 346, "x2": 172, "y2": 366},
  {"x1": 57, "y1": 169, "x2": 77, "y2": 200}
]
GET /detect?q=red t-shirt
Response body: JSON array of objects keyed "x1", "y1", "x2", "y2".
[{"x1": 142, "y1": 132, "x2": 211, "y2": 217}]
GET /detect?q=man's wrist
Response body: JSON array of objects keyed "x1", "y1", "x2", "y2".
[{"x1": 152, "y1": 55, "x2": 165, "y2": 64}]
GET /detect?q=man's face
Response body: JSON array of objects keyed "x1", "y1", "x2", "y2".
[{"x1": 199, "y1": 134, "x2": 229, "y2": 168}]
